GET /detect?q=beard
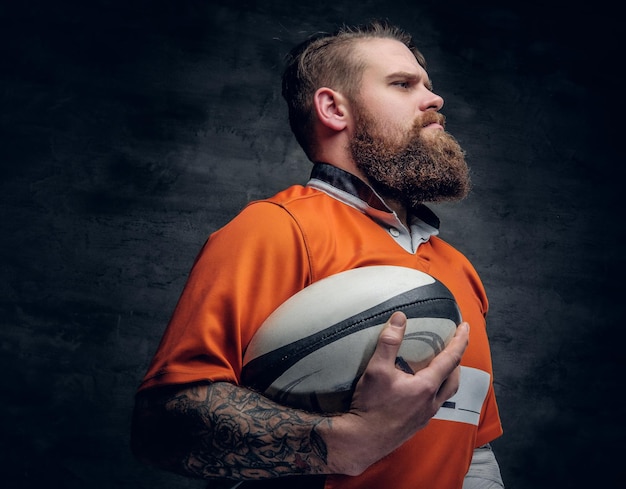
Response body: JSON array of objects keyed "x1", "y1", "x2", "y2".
[{"x1": 349, "y1": 107, "x2": 471, "y2": 209}]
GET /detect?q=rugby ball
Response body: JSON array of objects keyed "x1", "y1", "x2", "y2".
[{"x1": 241, "y1": 265, "x2": 461, "y2": 413}]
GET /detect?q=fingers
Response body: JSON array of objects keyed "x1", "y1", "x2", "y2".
[
  {"x1": 372, "y1": 315, "x2": 468, "y2": 377},
  {"x1": 444, "y1": 321, "x2": 469, "y2": 366},
  {"x1": 425, "y1": 321, "x2": 468, "y2": 398},
  {"x1": 370, "y1": 311, "x2": 407, "y2": 364},
  {"x1": 430, "y1": 321, "x2": 468, "y2": 372},
  {"x1": 435, "y1": 364, "x2": 461, "y2": 403}
]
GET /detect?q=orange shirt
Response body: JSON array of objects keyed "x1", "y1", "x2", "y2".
[{"x1": 139, "y1": 163, "x2": 503, "y2": 489}]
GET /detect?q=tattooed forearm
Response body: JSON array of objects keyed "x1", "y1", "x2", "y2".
[{"x1": 131, "y1": 382, "x2": 331, "y2": 481}]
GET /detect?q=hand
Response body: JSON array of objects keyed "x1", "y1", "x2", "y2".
[{"x1": 324, "y1": 311, "x2": 469, "y2": 475}]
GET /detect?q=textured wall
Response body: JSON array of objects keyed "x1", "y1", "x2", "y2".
[{"x1": 1, "y1": 1, "x2": 621, "y2": 488}]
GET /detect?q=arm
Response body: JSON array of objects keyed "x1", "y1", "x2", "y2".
[
  {"x1": 131, "y1": 313, "x2": 469, "y2": 481},
  {"x1": 131, "y1": 381, "x2": 331, "y2": 480}
]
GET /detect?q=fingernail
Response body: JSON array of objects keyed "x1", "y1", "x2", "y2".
[{"x1": 390, "y1": 313, "x2": 405, "y2": 327}]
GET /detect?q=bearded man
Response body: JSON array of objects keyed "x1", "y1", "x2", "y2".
[{"x1": 131, "y1": 20, "x2": 505, "y2": 489}]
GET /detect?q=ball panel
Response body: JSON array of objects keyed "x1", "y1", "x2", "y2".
[
  {"x1": 267, "y1": 332, "x2": 368, "y2": 412},
  {"x1": 397, "y1": 317, "x2": 458, "y2": 373},
  {"x1": 243, "y1": 266, "x2": 436, "y2": 358}
]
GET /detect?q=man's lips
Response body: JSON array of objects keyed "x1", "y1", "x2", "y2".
[
  {"x1": 422, "y1": 122, "x2": 444, "y2": 130},
  {"x1": 420, "y1": 112, "x2": 446, "y2": 131}
]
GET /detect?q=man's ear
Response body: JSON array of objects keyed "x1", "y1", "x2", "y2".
[{"x1": 313, "y1": 87, "x2": 349, "y2": 132}]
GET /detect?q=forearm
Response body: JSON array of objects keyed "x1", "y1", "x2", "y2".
[
  {"x1": 131, "y1": 319, "x2": 468, "y2": 481},
  {"x1": 131, "y1": 381, "x2": 335, "y2": 481}
]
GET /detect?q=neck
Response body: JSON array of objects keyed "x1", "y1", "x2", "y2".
[
  {"x1": 313, "y1": 155, "x2": 412, "y2": 228},
  {"x1": 384, "y1": 198, "x2": 409, "y2": 228}
]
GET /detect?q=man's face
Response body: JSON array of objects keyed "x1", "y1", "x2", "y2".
[{"x1": 347, "y1": 39, "x2": 470, "y2": 207}]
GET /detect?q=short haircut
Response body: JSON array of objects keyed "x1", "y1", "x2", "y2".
[{"x1": 281, "y1": 20, "x2": 427, "y2": 159}]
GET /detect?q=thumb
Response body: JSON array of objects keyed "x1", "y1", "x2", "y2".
[{"x1": 371, "y1": 311, "x2": 406, "y2": 364}]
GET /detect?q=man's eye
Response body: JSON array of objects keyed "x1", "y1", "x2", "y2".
[{"x1": 394, "y1": 81, "x2": 410, "y2": 88}]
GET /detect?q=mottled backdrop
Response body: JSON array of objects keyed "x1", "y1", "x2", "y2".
[{"x1": 1, "y1": 1, "x2": 621, "y2": 488}]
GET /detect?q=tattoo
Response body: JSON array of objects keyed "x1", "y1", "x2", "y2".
[{"x1": 133, "y1": 382, "x2": 330, "y2": 481}]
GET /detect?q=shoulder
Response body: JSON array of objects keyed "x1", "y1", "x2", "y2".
[
  {"x1": 200, "y1": 184, "x2": 340, "y2": 275},
  {"x1": 241, "y1": 184, "x2": 352, "y2": 236},
  {"x1": 210, "y1": 185, "x2": 319, "y2": 236}
]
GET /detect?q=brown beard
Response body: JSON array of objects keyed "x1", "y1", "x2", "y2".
[{"x1": 349, "y1": 108, "x2": 471, "y2": 208}]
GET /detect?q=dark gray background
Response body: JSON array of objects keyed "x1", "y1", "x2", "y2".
[{"x1": 1, "y1": 1, "x2": 622, "y2": 488}]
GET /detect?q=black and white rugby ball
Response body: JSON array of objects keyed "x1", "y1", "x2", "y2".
[{"x1": 241, "y1": 265, "x2": 461, "y2": 412}]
